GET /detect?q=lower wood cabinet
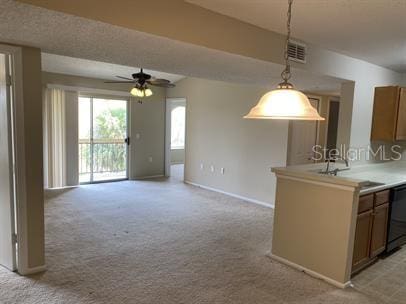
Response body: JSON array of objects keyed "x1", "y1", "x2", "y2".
[
  {"x1": 352, "y1": 190, "x2": 390, "y2": 275},
  {"x1": 352, "y1": 209, "x2": 374, "y2": 272},
  {"x1": 370, "y1": 203, "x2": 389, "y2": 258}
]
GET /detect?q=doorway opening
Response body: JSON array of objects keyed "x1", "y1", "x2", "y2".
[
  {"x1": 78, "y1": 96, "x2": 129, "y2": 183},
  {"x1": 326, "y1": 99, "x2": 340, "y2": 154},
  {"x1": 287, "y1": 95, "x2": 341, "y2": 166},
  {"x1": 165, "y1": 98, "x2": 186, "y2": 181},
  {"x1": 287, "y1": 97, "x2": 320, "y2": 166}
]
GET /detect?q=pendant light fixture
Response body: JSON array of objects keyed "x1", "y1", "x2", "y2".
[{"x1": 244, "y1": 0, "x2": 324, "y2": 121}]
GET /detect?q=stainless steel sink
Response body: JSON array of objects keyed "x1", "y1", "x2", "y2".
[{"x1": 360, "y1": 181, "x2": 385, "y2": 190}]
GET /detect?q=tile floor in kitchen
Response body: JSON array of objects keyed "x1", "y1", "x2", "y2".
[{"x1": 352, "y1": 247, "x2": 406, "y2": 303}]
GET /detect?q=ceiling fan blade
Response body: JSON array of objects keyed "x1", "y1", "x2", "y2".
[
  {"x1": 149, "y1": 82, "x2": 176, "y2": 88},
  {"x1": 116, "y1": 76, "x2": 134, "y2": 81},
  {"x1": 147, "y1": 78, "x2": 170, "y2": 85},
  {"x1": 104, "y1": 81, "x2": 134, "y2": 84}
]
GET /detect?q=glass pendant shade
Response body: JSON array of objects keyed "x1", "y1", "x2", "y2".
[
  {"x1": 144, "y1": 88, "x2": 153, "y2": 97},
  {"x1": 243, "y1": 0, "x2": 324, "y2": 121},
  {"x1": 130, "y1": 86, "x2": 153, "y2": 98},
  {"x1": 130, "y1": 87, "x2": 143, "y2": 97},
  {"x1": 244, "y1": 86, "x2": 325, "y2": 120}
]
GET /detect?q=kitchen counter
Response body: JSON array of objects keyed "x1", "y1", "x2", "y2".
[
  {"x1": 273, "y1": 160, "x2": 406, "y2": 195},
  {"x1": 270, "y1": 160, "x2": 406, "y2": 289},
  {"x1": 338, "y1": 161, "x2": 406, "y2": 194}
]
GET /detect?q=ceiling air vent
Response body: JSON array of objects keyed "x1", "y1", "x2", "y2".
[{"x1": 288, "y1": 41, "x2": 306, "y2": 63}]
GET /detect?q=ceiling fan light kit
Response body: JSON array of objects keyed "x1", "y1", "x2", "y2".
[
  {"x1": 130, "y1": 86, "x2": 153, "y2": 97},
  {"x1": 104, "y1": 68, "x2": 175, "y2": 99},
  {"x1": 244, "y1": 0, "x2": 324, "y2": 121}
]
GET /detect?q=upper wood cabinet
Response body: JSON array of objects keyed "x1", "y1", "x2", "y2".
[{"x1": 371, "y1": 86, "x2": 406, "y2": 141}]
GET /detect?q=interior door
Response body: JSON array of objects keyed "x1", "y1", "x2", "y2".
[
  {"x1": 287, "y1": 98, "x2": 319, "y2": 165},
  {"x1": 0, "y1": 53, "x2": 17, "y2": 271}
]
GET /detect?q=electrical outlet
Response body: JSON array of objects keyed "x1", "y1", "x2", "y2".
[
  {"x1": 136, "y1": 133, "x2": 141, "y2": 140},
  {"x1": 200, "y1": 163, "x2": 204, "y2": 170},
  {"x1": 210, "y1": 165, "x2": 215, "y2": 173},
  {"x1": 221, "y1": 167, "x2": 225, "y2": 174},
  {"x1": 148, "y1": 156, "x2": 153, "y2": 163}
]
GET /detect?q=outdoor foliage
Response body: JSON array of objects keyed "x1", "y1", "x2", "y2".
[
  {"x1": 79, "y1": 107, "x2": 126, "y2": 177},
  {"x1": 94, "y1": 108, "x2": 126, "y2": 140}
]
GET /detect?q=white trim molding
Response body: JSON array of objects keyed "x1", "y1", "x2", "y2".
[
  {"x1": 185, "y1": 180, "x2": 274, "y2": 209},
  {"x1": 18, "y1": 264, "x2": 47, "y2": 276},
  {"x1": 268, "y1": 253, "x2": 352, "y2": 289},
  {"x1": 46, "y1": 84, "x2": 130, "y2": 97},
  {"x1": 132, "y1": 175, "x2": 165, "y2": 180},
  {"x1": 0, "y1": 44, "x2": 30, "y2": 275}
]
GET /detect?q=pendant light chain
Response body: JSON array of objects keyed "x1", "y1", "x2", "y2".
[{"x1": 281, "y1": 0, "x2": 293, "y2": 85}]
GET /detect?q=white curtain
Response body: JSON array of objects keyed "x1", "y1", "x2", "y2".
[{"x1": 43, "y1": 88, "x2": 66, "y2": 188}]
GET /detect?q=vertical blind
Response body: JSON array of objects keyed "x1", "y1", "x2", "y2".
[
  {"x1": 43, "y1": 88, "x2": 66, "y2": 188},
  {"x1": 43, "y1": 88, "x2": 79, "y2": 188}
]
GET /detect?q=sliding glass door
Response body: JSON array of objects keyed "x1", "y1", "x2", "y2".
[{"x1": 79, "y1": 96, "x2": 128, "y2": 183}]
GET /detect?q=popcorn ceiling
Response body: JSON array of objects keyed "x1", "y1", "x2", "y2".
[{"x1": 0, "y1": 0, "x2": 341, "y2": 91}]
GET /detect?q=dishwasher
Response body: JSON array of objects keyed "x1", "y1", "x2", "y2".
[{"x1": 387, "y1": 185, "x2": 406, "y2": 252}]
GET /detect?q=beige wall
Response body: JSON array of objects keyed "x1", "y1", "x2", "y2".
[
  {"x1": 337, "y1": 82, "x2": 355, "y2": 150},
  {"x1": 17, "y1": 0, "x2": 286, "y2": 66},
  {"x1": 64, "y1": 91, "x2": 79, "y2": 186},
  {"x1": 42, "y1": 72, "x2": 134, "y2": 92},
  {"x1": 42, "y1": 72, "x2": 166, "y2": 180},
  {"x1": 272, "y1": 175, "x2": 358, "y2": 285},
  {"x1": 129, "y1": 89, "x2": 166, "y2": 178},
  {"x1": 21, "y1": 47, "x2": 45, "y2": 268},
  {"x1": 168, "y1": 77, "x2": 289, "y2": 206}
]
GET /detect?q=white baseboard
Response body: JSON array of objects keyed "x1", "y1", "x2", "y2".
[
  {"x1": 268, "y1": 252, "x2": 352, "y2": 289},
  {"x1": 18, "y1": 264, "x2": 47, "y2": 276},
  {"x1": 44, "y1": 186, "x2": 78, "y2": 198},
  {"x1": 184, "y1": 180, "x2": 274, "y2": 209},
  {"x1": 133, "y1": 175, "x2": 165, "y2": 180}
]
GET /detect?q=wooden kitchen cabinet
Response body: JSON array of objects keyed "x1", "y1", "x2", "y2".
[
  {"x1": 371, "y1": 86, "x2": 406, "y2": 141},
  {"x1": 352, "y1": 190, "x2": 390, "y2": 275},
  {"x1": 370, "y1": 203, "x2": 389, "y2": 258},
  {"x1": 352, "y1": 209, "x2": 374, "y2": 272}
]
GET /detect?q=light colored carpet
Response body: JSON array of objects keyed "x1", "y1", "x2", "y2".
[{"x1": 0, "y1": 177, "x2": 385, "y2": 304}]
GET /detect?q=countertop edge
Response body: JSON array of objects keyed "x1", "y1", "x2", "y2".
[{"x1": 272, "y1": 167, "x2": 363, "y2": 188}]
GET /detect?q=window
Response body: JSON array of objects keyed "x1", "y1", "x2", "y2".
[{"x1": 171, "y1": 106, "x2": 185, "y2": 149}]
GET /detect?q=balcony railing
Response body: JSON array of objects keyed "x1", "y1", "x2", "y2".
[{"x1": 79, "y1": 139, "x2": 126, "y2": 182}]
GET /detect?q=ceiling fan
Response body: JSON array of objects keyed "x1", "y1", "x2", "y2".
[{"x1": 104, "y1": 68, "x2": 176, "y2": 97}]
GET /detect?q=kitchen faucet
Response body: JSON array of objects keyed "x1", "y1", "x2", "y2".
[{"x1": 322, "y1": 155, "x2": 350, "y2": 176}]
